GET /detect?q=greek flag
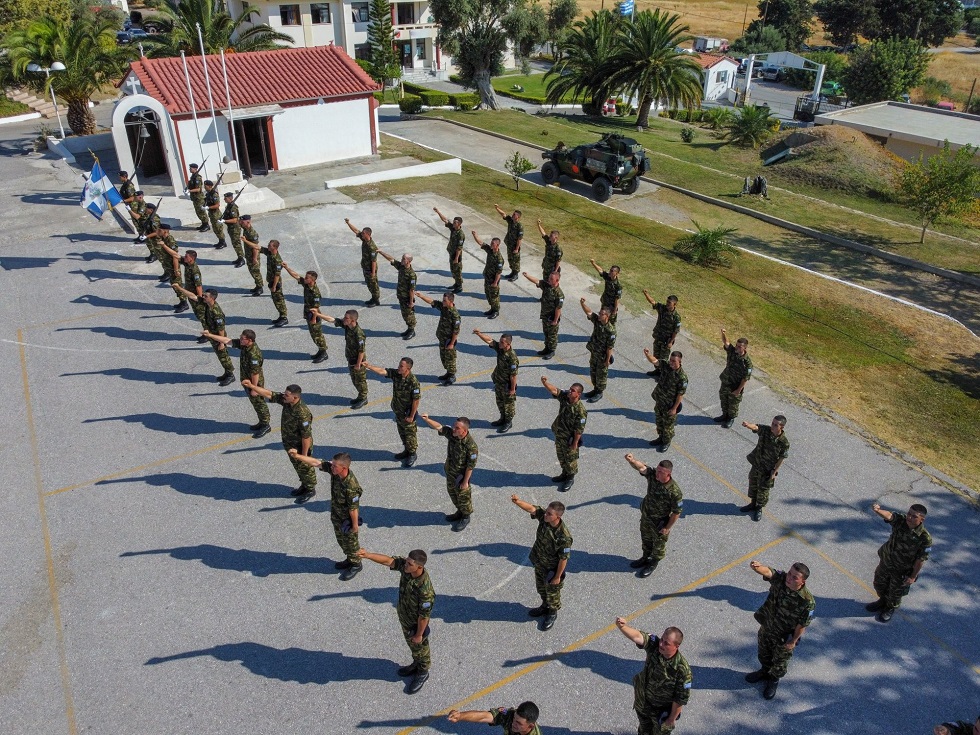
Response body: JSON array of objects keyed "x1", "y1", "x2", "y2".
[
  {"x1": 80, "y1": 162, "x2": 123, "y2": 220},
  {"x1": 619, "y1": 0, "x2": 635, "y2": 15}
]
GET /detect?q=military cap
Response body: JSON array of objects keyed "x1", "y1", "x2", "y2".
[
  {"x1": 223, "y1": 191, "x2": 233, "y2": 198},
  {"x1": 135, "y1": 190, "x2": 145, "y2": 195},
  {"x1": 189, "y1": 163, "x2": 199, "y2": 170},
  {"x1": 145, "y1": 202, "x2": 157, "y2": 210},
  {"x1": 240, "y1": 214, "x2": 251, "y2": 221},
  {"x1": 204, "y1": 180, "x2": 214, "y2": 186},
  {"x1": 159, "y1": 222, "x2": 170, "y2": 229},
  {"x1": 119, "y1": 170, "x2": 129, "y2": 177}
]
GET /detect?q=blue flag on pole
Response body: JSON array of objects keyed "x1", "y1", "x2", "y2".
[
  {"x1": 80, "y1": 161, "x2": 123, "y2": 220},
  {"x1": 619, "y1": 0, "x2": 635, "y2": 15}
]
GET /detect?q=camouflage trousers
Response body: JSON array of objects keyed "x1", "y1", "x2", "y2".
[
  {"x1": 349, "y1": 364, "x2": 368, "y2": 400},
  {"x1": 450, "y1": 258, "x2": 463, "y2": 290},
  {"x1": 506, "y1": 244, "x2": 520, "y2": 274},
  {"x1": 191, "y1": 195, "x2": 208, "y2": 226},
  {"x1": 398, "y1": 299, "x2": 416, "y2": 329},
  {"x1": 208, "y1": 210, "x2": 225, "y2": 243},
  {"x1": 494, "y1": 384, "x2": 516, "y2": 421},
  {"x1": 163, "y1": 263, "x2": 182, "y2": 301},
  {"x1": 401, "y1": 624, "x2": 431, "y2": 671},
  {"x1": 873, "y1": 563, "x2": 912, "y2": 610},
  {"x1": 362, "y1": 266, "x2": 380, "y2": 301},
  {"x1": 331, "y1": 515, "x2": 360, "y2": 564},
  {"x1": 306, "y1": 317, "x2": 327, "y2": 351},
  {"x1": 554, "y1": 433, "x2": 579, "y2": 477},
  {"x1": 247, "y1": 391, "x2": 271, "y2": 424},
  {"x1": 227, "y1": 224, "x2": 244, "y2": 260},
  {"x1": 211, "y1": 343, "x2": 234, "y2": 376},
  {"x1": 439, "y1": 342, "x2": 457, "y2": 375},
  {"x1": 542, "y1": 319, "x2": 559, "y2": 353},
  {"x1": 246, "y1": 255, "x2": 263, "y2": 289},
  {"x1": 445, "y1": 471, "x2": 473, "y2": 515},
  {"x1": 758, "y1": 626, "x2": 796, "y2": 679},
  {"x1": 719, "y1": 382, "x2": 744, "y2": 419},
  {"x1": 640, "y1": 514, "x2": 671, "y2": 561},
  {"x1": 284, "y1": 442, "x2": 317, "y2": 491},
  {"x1": 748, "y1": 466, "x2": 776, "y2": 508},
  {"x1": 589, "y1": 351, "x2": 609, "y2": 392},
  {"x1": 146, "y1": 237, "x2": 162, "y2": 265},
  {"x1": 534, "y1": 565, "x2": 565, "y2": 611},
  {"x1": 396, "y1": 417, "x2": 418, "y2": 453},
  {"x1": 652, "y1": 338, "x2": 671, "y2": 364},
  {"x1": 484, "y1": 283, "x2": 500, "y2": 313},
  {"x1": 654, "y1": 401, "x2": 677, "y2": 445},
  {"x1": 191, "y1": 301, "x2": 208, "y2": 330},
  {"x1": 634, "y1": 700, "x2": 677, "y2": 735},
  {"x1": 269, "y1": 284, "x2": 288, "y2": 318}
]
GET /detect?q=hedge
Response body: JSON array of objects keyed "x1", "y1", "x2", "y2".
[
  {"x1": 448, "y1": 92, "x2": 480, "y2": 111},
  {"x1": 398, "y1": 95, "x2": 423, "y2": 114}
]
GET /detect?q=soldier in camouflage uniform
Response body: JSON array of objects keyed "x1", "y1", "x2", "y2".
[
  {"x1": 281, "y1": 262, "x2": 328, "y2": 363},
  {"x1": 581, "y1": 298, "x2": 616, "y2": 403},
  {"x1": 345, "y1": 218, "x2": 381, "y2": 306},
  {"x1": 740, "y1": 416, "x2": 789, "y2": 521},
  {"x1": 511, "y1": 495, "x2": 572, "y2": 632},
  {"x1": 118, "y1": 172, "x2": 138, "y2": 235},
  {"x1": 494, "y1": 204, "x2": 523, "y2": 281},
  {"x1": 934, "y1": 717, "x2": 980, "y2": 735},
  {"x1": 364, "y1": 357, "x2": 421, "y2": 467},
  {"x1": 522, "y1": 270, "x2": 564, "y2": 360},
  {"x1": 473, "y1": 329, "x2": 518, "y2": 432},
  {"x1": 540, "y1": 376, "x2": 586, "y2": 492},
  {"x1": 535, "y1": 219, "x2": 562, "y2": 279},
  {"x1": 434, "y1": 207, "x2": 465, "y2": 292},
  {"x1": 590, "y1": 258, "x2": 623, "y2": 324},
  {"x1": 617, "y1": 619, "x2": 692, "y2": 735},
  {"x1": 185, "y1": 163, "x2": 210, "y2": 231},
  {"x1": 172, "y1": 285, "x2": 236, "y2": 384},
  {"x1": 140, "y1": 201, "x2": 162, "y2": 266},
  {"x1": 644, "y1": 350, "x2": 687, "y2": 453},
  {"x1": 715, "y1": 330, "x2": 752, "y2": 428},
  {"x1": 154, "y1": 224, "x2": 184, "y2": 307},
  {"x1": 377, "y1": 249, "x2": 417, "y2": 339},
  {"x1": 170, "y1": 249, "x2": 201, "y2": 322},
  {"x1": 642, "y1": 292, "x2": 681, "y2": 375},
  {"x1": 417, "y1": 291, "x2": 461, "y2": 384},
  {"x1": 244, "y1": 238, "x2": 288, "y2": 326},
  {"x1": 357, "y1": 548, "x2": 435, "y2": 694},
  {"x1": 221, "y1": 191, "x2": 245, "y2": 267},
  {"x1": 625, "y1": 455, "x2": 683, "y2": 578},
  {"x1": 292, "y1": 451, "x2": 365, "y2": 580},
  {"x1": 473, "y1": 230, "x2": 504, "y2": 318},
  {"x1": 129, "y1": 190, "x2": 147, "y2": 246},
  {"x1": 244, "y1": 381, "x2": 317, "y2": 503},
  {"x1": 239, "y1": 215, "x2": 264, "y2": 296},
  {"x1": 202, "y1": 328, "x2": 272, "y2": 437},
  {"x1": 421, "y1": 414, "x2": 479, "y2": 532},
  {"x1": 448, "y1": 701, "x2": 541, "y2": 734},
  {"x1": 866, "y1": 503, "x2": 932, "y2": 623},
  {"x1": 315, "y1": 308, "x2": 368, "y2": 409},
  {"x1": 204, "y1": 181, "x2": 227, "y2": 249},
  {"x1": 745, "y1": 560, "x2": 815, "y2": 700}
]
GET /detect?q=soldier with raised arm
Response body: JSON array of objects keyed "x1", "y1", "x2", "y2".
[
  {"x1": 739, "y1": 416, "x2": 789, "y2": 522},
  {"x1": 202, "y1": 328, "x2": 271, "y2": 438},
  {"x1": 434, "y1": 207, "x2": 465, "y2": 292},
  {"x1": 171, "y1": 285, "x2": 235, "y2": 385},
  {"x1": 239, "y1": 214, "x2": 264, "y2": 296},
  {"x1": 616, "y1": 618, "x2": 692, "y2": 734},
  {"x1": 522, "y1": 270, "x2": 563, "y2": 360},
  {"x1": 416, "y1": 291, "x2": 460, "y2": 385},
  {"x1": 581, "y1": 298, "x2": 615, "y2": 403},
  {"x1": 312, "y1": 308, "x2": 367, "y2": 409},
  {"x1": 590, "y1": 258, "x2": 622, "y2": 324},
  {"x1": 345, "y1": 217, "x2": 381, "y2": 306},
  {"x1": 540, "y1": 375, "x2": 586, "y2": 492},
  {"x1": 511, "y1": 495, "x2": 572, "y2": 632},
  {"x1": 494, "y1": 204, "x2": 523, "y2": 281},
  {"x1": 420, "y1": 414, "x2": 478, "y2": 532},
  {"x1": 715, "y1": 329, "x2": 752, "y2": 428},
  {"x1": 377, "y1": 248, "x2": 417, "y2": 339},
  {"x1": 364, "y1": 357, "x2": 420, "y2": 467},
  {"x1": 535, "y1": 218, "x2": 562, "y2": 278},
  {"x1": 472, "y1": 229, "x2": 503, "y2": 319},
  {"x1": 280, "y1": 262, "x2": 328, "y2": 364},
  {"x1": 643, "y1": 349, "x2": 687, "y2": 453},
  {"x1": 624, "y1": 454, "x2": 682, "y2": 578}
]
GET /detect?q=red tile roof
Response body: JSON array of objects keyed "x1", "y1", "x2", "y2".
[
  {"x1": 693, "y1": 53, "x2": 739, "y2": 69},
  {"x1": 124, "y1": 46, "x2": 379, "y2": 115}
]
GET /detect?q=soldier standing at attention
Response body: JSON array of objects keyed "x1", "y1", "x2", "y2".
[
  {"x1": 494, "y1": 204, "x2": 523, "y2": 281},
  {"x1": 420, "y1": 414, "x2": 478, "y2": 532},
  {"x1": 118, "y1": 171, "x2": 137, "y2": 233},
  {"x1": 934, "y1": 717, "x2": 980, "y2": 735},
  {"x1": 160, "y1": 241, "x2": 192, "y2": 315},
  {"x1": 472, "y1": 229, "x2": 503, "y2": 319},
  {"x1": 744, "y1": 560, "x2": 815, "y2": 700},
  {"x1": 580, "y1": 298, "x2": 615, "y2": 403},
  {"x1": 616, "y1": 619, "x2": 692, "y2": 735},
  {"x1": 242, "y1": 381, "x2": 317, "y2": 503},
  {"x1": 185, "y1": 163, "x2": 210, "y2": 232},
  {"x1": 739, "y1": 416, "x2": 789, "y2": 522},
  {"x1": 239, "y1": 215, "x2": 264, "y2": 296},
  {"x1": 511, "y1": 495, "x2": 572, "y2": 632},
  {"x1": 290, "y1": 451, "x2": 364, "y2": 580},
  {"x1": 169, "y1": 250, "x2": 202, "y2": 330},
  {"x1": 364, "y1": 357, "x2": 420, "y2": 467},
  {"x1": 312, "y1": 308, "x2": 368, "y2": 409},
  {"x1": 434, "y1": 207, "x2": 465, "y2": 293},
  {"x1": 243, "y1": 238, "x2": 288, "y2": 326},
  {"x1": 715, "y1": 330, "x2": 752, "y2": 428},
  {"x1": 590, "y1": 258, "x2": 623, "y2": 324},
  {"x1": 416, "y1": 291, "x2": 461, "y2": 385},
  {"x1": 153, "y1": 223, "x2": 183, "y2": 302},
  {"x1": 866, "y1": 503, "x2": 932, "y2": 623},
  {"x1": 643, "y1": 350, "x2": 687, "y2": 453},
  {"x1": 201, "y1": 328, "x2": 272, "y2": 438},
  {"x1": 540, "y1": 375, "x2": 586, "y2": 492},
  {"x1": 140, "y1": 201, "x2": 162, "y2": 266},
  {"x1": 280, "y1": 262, "x2": 328, "y2": 364},
  {"x1": 345, "y1": 218, "x2": 381, "y2": 306},
  {"x1": 448, "y1": 701, "x2": 541, "y2": 733},
  {"x1": 521, "y1": 270, "x2": 563, "y2": 360},
  {"x1": 472, "y1": 329, "x2": 518, "y2": 432},
  {"x1": 204, "y1": 180, "x2": 227, "y2": 249},
  {"x1": 625, "y1": 454, "x2": 682, "y2": 578},
  {"x1": 377, "y1": 248, "x2": 417, "y2": 339},
  {"x1": 221, "y1": 191, "x2": 245, "y2": 267},
  {"x1": 356, "y1": 548, "x2": 435, "y2": 695},
  {"x1": 535, "y1": 219, "x2": 562, "y2": 278},
  {"x1": 129, "y1": 190, "x2": 147, "y2": 246},
  {"x1": 171, "y1": 285, "x2": 236, "y2": 385},
  {"x1": 642, "y1": 292, "x2": 680, "y2": 376}
]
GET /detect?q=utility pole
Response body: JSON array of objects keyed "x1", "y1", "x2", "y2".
[{"x1": 966, "y1": 78, "x2": 977, "y2": 113}]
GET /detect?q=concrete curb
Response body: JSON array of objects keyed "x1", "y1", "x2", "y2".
[
  {"x1": 0, "y1": 111, "x2": 42, "y2": 126},
  {"x1": 325, "y1": 158, "x2": 461, "y2": 188}
]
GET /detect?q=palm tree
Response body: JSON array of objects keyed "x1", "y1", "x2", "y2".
[
  {"x1": 146, "y1": 0, "x2": 292, "y2": 57},
  {"x1": 600, "y1": 9, "x2": 703, "y2": 128},
  {"x1": 673, "y1": 221, "x2": 740, "y2": 267},
  {"x1": 4, "y1": 14, "x2": 128, "y2": 135},
  {"x1": 544, "y1": 10, "x2": 620, "y2": 112},
  {"x1": 726, "y1": 105, "x2": 775, "y2": 148}
]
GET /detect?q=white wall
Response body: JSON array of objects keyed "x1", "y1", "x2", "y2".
[
  {"x1": 175, "y1": 116, "x2": 234, "y2": 179},
  {"x1": 272, "y1": 98, "x2": 373, "y2": 168},
  {"x1": 702, "y1": 63, "x2": 737, "y2": 101}
]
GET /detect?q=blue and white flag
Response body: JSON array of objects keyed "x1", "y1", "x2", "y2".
[
  {"x1": 619, "y1": 0, "x2": 635, "y2": 15},
  {"x1": 80, "y1": 161, "x2": 123, "y2": 220}
]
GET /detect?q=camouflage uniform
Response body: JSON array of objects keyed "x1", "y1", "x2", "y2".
[
  {"x1": 359, "y1": 234, "x2": 381, "y2": 302},
  {"x1": 600, "y1": 270, "x2": 623, "y2": 324},
  {"x1": 746, "y1": 424, "x2": 789, "y2": 509},
  {"x1": 481, "y1": 244, "x2": 504, "y2": 314},
  {"x1": 753, "y1": 570, "x2": 815, "y2": 680},
  {"x1": 386, "y1": 367, "x2": 420, "y2": 453},
  {"x1": 639, "y1": 471, "x2": 683, "y2": 562},
  {"x1": 489, "y1": 707, "x2": 542, "y2": 735},
  {"x1": 392, "y1": 260, "x2": 417, "y2": 330},
  {"x1": 183, "y1": 261, "x2": 207, "y2": 330},
  {"x1": 128, "y1": 195, "x2": 146, "y2": 235},
  {"x1": 586, "y1": 313, "x2": 616, "y2": 393},
  {"x1": 222, "y1": 200, "x2": 243, "y2": 261},
  {"x1": 323, "y1": 465, "x2": 362, "y2": 564},
  {"x1": 158, "y1": 233, "x2": 181, "y2": 287},
  {"x1": 205, "y1": 187, "x2": 225, "y2": 244},
  {"x1": 432, "y1": 301, "x2": 461, "y2": 376},
  {"x1": 445, "y1": 222, "x2": 465, "y2": 291},
  {"x1": 503, "y1": 215, "x2": 523, "y2": 275},
  {"x1": 392, "y1": 557, "x2": 436, "y2": 671},
  {"x1": 651, "y1": 304, "x2": 681, "y2": 364},
  {"x1": 873, "y1": 512, "x2": 932, "y2": 611},
  {"x1": 439, "y1": 425, "x2": 478, "y2": 516},
  {"x1": 541, "y1": 236, "x2": 562, "y2": 279},
  {"x1": 332, "y1": 321, "x2": 367, "y2": 401},
  {"x1": 538, "y1": 282, "x2": 564, "y2": 354},
  {"x1": 652, "y1": 364, "x2": 688, "y2": 445},
  {"x1": 529, "y1": 505, "x2": 573, "y2": 611},
  {"x1": 719, "y1": 344, "x2": 753, "y2": 420},
  {"x1": 231, "y1": 338, "x2": 270, "y2": 425},
  {"x1": 299, "y1": 278, "x2": 328, "y2": 353},
  {"x1": 551, "y1": 391, "x2": 587, "y2": 478},
  {"x1": 143, "y1": 211, "x2": 162, "y2": 264},
  {"x1": 260, "y1": 246, "x2": 287, "y2": 319},
  {"x1": 242, "y1": 223, "x2": 264, "y2": 289},
  {"x1": 187, "y1": 171, "x2": 208, "y2": 227},
  {"x1": 203, "y1": 301, "x2": 235, "y2": 376},
  {"x1": 631, "y1": 633, "x2": 693, "y2": 735},
  {"x1": 270, "y1": 391, "x2": 316, "y2": 492},
  {"x1": 119, "y1": 180, "x2": 137, "y2": 230},
  {"x1": 489, "y1": 340, "x2": 519, "y2": 422}
]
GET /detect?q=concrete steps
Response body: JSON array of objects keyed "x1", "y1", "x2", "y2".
[{"x1": 4, "y1": 86, "x2": 59, "y2": 118}]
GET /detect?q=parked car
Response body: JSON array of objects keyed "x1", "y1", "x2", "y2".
[
  {"x1": 820, "y1": 80, "x2": 844, "y2": 97},
  {"x1": 128, "y1": 28, "x2": 150, "y2": 41},
  {"x1": 760, "y1": 65, "x2": 783, "y2": 82},
  {"x1": 116, "y1": 31, "x2": 131, "y2": 44}
]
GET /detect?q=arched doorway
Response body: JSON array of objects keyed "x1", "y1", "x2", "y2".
[
  {"x1": 111, "y1": 92, "x2": 183, "y2": 196},
  {"x1": 124, "y1": 108, "x2": 167, "y2": 179}
]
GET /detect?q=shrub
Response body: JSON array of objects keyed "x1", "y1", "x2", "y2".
[
  {"x1": 726, "y1": 105, "x2": 775, "y2": 148},
  {"x1": 419, "y1": 90, "x2": 450, "y2": 106},
  {"x1": 680, "y1": 127, "x2": 695, "y2": 143},
  {"x1": 703, "y1": 107, "x2": 734, "y2": 129},
  {"x1": 685, "y1": 108, "x2": 704, "y2": 123},
  {"x1": 667, "y1": 108, "x2": 679, "y2": 119},
  {"x1": 449, "y1": 92, "x2": 480, "y2": 111},
  {"x1": 398, "y1": 95, "x2": 423, "y2": 114},
  {"x1": 448, "y1": 74, "x2": 463, "y2": 84},
  {"x1": 673, "y1": 221, "x2": 740, "y2": 267},
  {"x1": 615, "y1": 101, "x2": 635, "y2": 116}
]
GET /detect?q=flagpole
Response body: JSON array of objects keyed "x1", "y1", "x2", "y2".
[
  {"x1": 195, "y1": 23, "x2": 223, "y2": 169},
  {"x1": 220, "y1": 49, "x2": 239, "y2": 165},
  {"x1": 181, "y1": 50, "x2": 209, "y2": 179}
]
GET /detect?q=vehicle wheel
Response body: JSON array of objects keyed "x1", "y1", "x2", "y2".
[
  {"x1": 592, "y1": 177, "x2": 613, "y2": 202},
  {"x1": 541, "y1": 161, "x2": 560, "y2": 186},
  {"x1": 622, "y1": 177, "x2": 640, "y2": 195}
]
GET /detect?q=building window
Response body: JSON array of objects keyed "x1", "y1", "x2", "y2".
[
  {"x1": 279, "y1": 4, "x2": 301, "y2": 24},
  {"x1": 351, "y1": 1, "x2": 369, "y2": 22},
  {"x1": 715, "y1": 69, "x2": 728, "y2": 84},
  {"x1": 354, "y1": 43, "x2": 371, "y2": 61},
  {"x1": 310, "y1": 2, "x2": 330, "y2": 23},
  {"x1": 397, "y1": 3, "x2": 415, "y2": 24},
  {"x1": 416, "y1": 38, "x2": 426, "y2": 60}
]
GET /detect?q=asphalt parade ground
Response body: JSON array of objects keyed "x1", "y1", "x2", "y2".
[{"x1": 1, "y1": 149, "x2": 978, "y2": 735}]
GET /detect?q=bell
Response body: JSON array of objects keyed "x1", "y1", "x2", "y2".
[{"x1": 139, "y1": 124, "x2": 151, "y2": 139}]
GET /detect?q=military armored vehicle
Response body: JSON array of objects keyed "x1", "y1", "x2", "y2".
[{"x1": 540, "y1": 133, "x2": 649, "y2": 202}]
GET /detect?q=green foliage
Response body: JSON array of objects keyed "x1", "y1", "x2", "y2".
[
  {"x1": 726, "y1": 105, "x2": 775, "y2": 148},
  {"x1": 146, "y1": 0, "x2": 293, "y2": 56},
  {"x1": 504, "y1": 0, "x2": 548, "y2": 67},
  {"x1": 449, "y1": 92, "x2": 480, "y2": 110},
  {"x1": 919, "y1": 75, "x2": 952, "y2": 107},
  {"x1": 546, "y1": 0, "x2": 579, "y2": 55},
  {"x1": 0, "y1": 95, "x2": 31, "y2": 117},
  {"x1": 842, "y1": 37, "x2": 929, "y2": 106},
  {"x1": 702, "y1": 107, "x2": 734, "y2": 129},
  {"x1": 815, "y1": 0, "x2": 963, "y2": 47},
  {"x1": 898, "y1": 141, "x2": 980, "y2": 243},
  {"x1": 673, "y1": 221, "x2": 740, "y2": 266},
  {"x1": 0, "y1": 0, "x2": 70, "y2": 36},
  {"x1": 504, "y1": 150, "x2": 535, "y2": 189},
  {"x1": 680, "y1": 127, "x2": 695, "y2": 143},
  {"x1": 419, "y1": 89, "x2": 450, "y2": 106},
  {"x1": 545, "y1": 10, "x2": 620, "y2": 107},
  {"x1": 398, "y1": 94, "x2": 423, "y2": 114},
  {"x1": 781, "y1": 51, "x2": 849, "y2": 91},
  {"x1": 744, "y1": 0, "x2": 813, "y2": 50},
  {"x1": 968, "y1": 16, "x2": 980, "y2": 35},
  {"x1": 367, "y1": 0, "x2": 400, "y2": 91},
  {"x1": 968, "y1": 97, "x2": 980, "y2": 115},
  {"x1": 730, "y1": 25, "x2": 787, "y2": 55}
]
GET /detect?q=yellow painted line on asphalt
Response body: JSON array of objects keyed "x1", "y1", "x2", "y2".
[
  {"x1": 394, "y1": 534, "x2": 790, "y2": 735},
  {"x1": 19, "y1": 329, "x2": 78, "y2": 735}
]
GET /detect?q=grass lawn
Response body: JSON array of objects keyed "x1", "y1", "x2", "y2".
[
  {"x1": 491, "y1": 73, "x2": 582, "y2": 104},
  {"x1": 0, "y1": 96, "x2": 32, "y2": 118}
]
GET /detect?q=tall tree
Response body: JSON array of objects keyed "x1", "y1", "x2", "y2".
[
  {"x1": 842, "y1": 37, "x2": 929, "y2": 105},
  {"x1": 600, "y1": 9, "x2": 704, "y2": 128},
  {"x1": 813, "y1": 0, "x2": 875, "y2": 45},
  {"x1": 899, "y1": 142, "x2": 980, "y2": 243},
  {"x1": 504, "y1": 0, "x2": 548, "y2": 69},
  {"x1": 745, "y1": 0, "x2": 813, "y2": 50},
  {"x1": 544, "y1": 10, "x2": 620, "y2": 110},
  {"x1": 816, "y1": 0, "x2": 963, "y2": 47},
  {"x1": 147, "y1": 0, "x2": 293, "y2": 57},
  {"x1": 546, "y1": 0, "x2": 579, "y2": 57},
  {"x1": 730, "y1": 25, "x2": 787, "y2": 55},
  {"x1": 0, "y1": 0, "x2": 70, "y2": 36},
  {"x1": 367, "y1": 0, "x2": 400, "y2": 94}
]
